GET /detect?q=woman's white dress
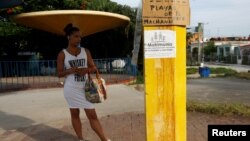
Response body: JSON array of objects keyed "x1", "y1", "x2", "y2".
[{"x1": 63, "y1": 48, "x2": 94, "y2": 109}]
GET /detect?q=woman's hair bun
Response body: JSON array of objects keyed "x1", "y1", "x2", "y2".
[
  {"x1": 63, "y1": 23, "x2": 79, "y2": 36},
  {"x1": 64, "y1": 23, "x2": 73, "y2": 35}
]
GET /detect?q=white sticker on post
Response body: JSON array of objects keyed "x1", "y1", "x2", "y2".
[{"x1": 144, "y1": 30, "x2": 176, "y2": 59}]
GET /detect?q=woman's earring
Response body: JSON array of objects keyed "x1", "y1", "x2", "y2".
[{"x1": 67, "y1": 36, "x2": 70, "y2": 40}]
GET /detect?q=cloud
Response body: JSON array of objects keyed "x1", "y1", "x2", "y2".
[
  {"x1": 190, "y1": 0, "x2": 250, "y2": 37},
  {"x1": 112, "y1": 0, "x2": 250, "y2": 37}
]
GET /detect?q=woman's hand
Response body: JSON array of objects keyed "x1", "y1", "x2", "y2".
[
  {"x1": 75, "y1": 68, "x2": 88, "y2": 76},
  {"x1": 68, "y1": 67, "x2": 78, "y2": 74}
]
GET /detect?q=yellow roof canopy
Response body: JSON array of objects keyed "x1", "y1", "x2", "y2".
[{"x1": 13, "y1": 10, "x2": 130, "y2": 37}]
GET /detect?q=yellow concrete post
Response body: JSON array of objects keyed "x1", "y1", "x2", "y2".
[{"x1": 142, "y1": 1, "x2": 190, "y2": 141}]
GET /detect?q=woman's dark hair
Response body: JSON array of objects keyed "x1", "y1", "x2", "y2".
[{"x1": 63, "y1": 23, "x2": 80, "y2": 36}]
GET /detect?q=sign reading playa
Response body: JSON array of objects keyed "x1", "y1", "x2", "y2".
[{"x1": 142, "y1": 0, "x2": 190, "y2": 25}]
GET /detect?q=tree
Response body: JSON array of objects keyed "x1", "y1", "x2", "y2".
[
  {"x1": 0, "y1": 0, "x2": 136, "y2": 60},
  {"x1": 186, "y1": 32, "x2": 193, "y2": 44},
  {"x1": 186, "y1": 32, "x2": 193, "y2": 53},
  {"x1": 0, "y1": 5, "x2": 30, "y2": 58},
  {"x1": 203, "y1": 41, "x2": 216, "y2": 56}
]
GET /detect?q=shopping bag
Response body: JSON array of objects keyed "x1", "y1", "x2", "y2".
[{"x1": 85, "y1": 70, "x2": 107, "y2": 103}]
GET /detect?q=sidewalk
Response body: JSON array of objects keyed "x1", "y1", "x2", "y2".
[
  {"x1": 0, "y1": 85, "x2": 144, "y2": 141},
  {"x1": 2, "y1": 111, "x2": 250, "y2": 141}
]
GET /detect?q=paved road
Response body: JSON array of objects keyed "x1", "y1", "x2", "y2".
[{"x1": 188, "y1": 77, "x2": 250, "y2": 105}]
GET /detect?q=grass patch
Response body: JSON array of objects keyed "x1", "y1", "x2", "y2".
[
  {"x1": 187, "y1": 67, "x2": 238, "y2": 76},
  {"x1": 209, "y1": 67, "x2": 237, "y2": 76},
  {"x1": 187, "y1": 67, "x2": 198, "y2": 74},
  {"x1": 235, "y1": 72, "x2": 250, "y2": 80},
  {"x1": 186, "y1": 67, "x2": 238, "y2": 75},
  {"x1": 136, "y1": 74, "x2": 144, "y2": 84},
  {"x1": 187, "y1": 100, "x2": 250, "y2": 117}
]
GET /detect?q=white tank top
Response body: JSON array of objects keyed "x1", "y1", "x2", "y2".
[{"x1": 63, "y1": 47, "x2": 88, "y2": 88}]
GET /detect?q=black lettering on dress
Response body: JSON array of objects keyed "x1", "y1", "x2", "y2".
[{"x1": 68, "y1": 59, "x2": 86, "y2": 82}]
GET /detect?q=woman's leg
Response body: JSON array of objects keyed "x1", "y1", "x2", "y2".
[
  {"x1": 84, "y1": 108, "x2": 108, "y2": 141},
  {"x1": 70, "y1": 108, "x2": 83, "y2": 140}
]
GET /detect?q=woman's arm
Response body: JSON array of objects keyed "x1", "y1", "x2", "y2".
[
  {"x1": 85, "y1": 48, "x2": 97, "y2": 73},
  {"x1": 57, "y1": 51, "x2": 77, "y2": 77}
]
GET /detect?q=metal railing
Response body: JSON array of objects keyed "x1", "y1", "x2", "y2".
[
  {"x1": 0, "y1": 58, "x2": 137, "y2": 92},
  {"x1": 187, "y1": 54, "x2": 250, "y2": 66}
]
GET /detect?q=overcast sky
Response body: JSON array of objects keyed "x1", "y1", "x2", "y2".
[{"x1": 111, "y1": 0, "x2": 250, "y2": 38}]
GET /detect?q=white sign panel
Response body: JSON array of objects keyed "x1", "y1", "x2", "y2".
[{"x1": 144, "y1": 30, "x2": 176, "y2": 58}]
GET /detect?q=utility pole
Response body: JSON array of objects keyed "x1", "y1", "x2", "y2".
[
  {"x1": 197, "y1": 22, "x2": 204, "y2": 65},
  {"x1": 142, "y1": 1, "x2": 190, "y2": 141}
]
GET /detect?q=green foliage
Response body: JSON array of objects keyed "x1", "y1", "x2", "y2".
[
  {"x1": 187, "y1": 67, "x2": 198, "y2": 74},
  {"x1": 19, "y1": 0, "x2": 58, "y2": 12},
  {"x1": 186, "y1": 67, "x2": 238, "y2": 76},
  {"x1": 0, "y1": 0, "x2": 137, "y2": 60},
  {"x1": 20, "y1": 0, "x2": 85, "y2": 12},
  {"x1": 74, "y1": 0, "x2": 136, "y2": 58},
  {"x1": 62, "y1": 0, "x2": 84, "y2": 9},
  {"x1": 86, "y1": 0, "x2": 136, "y2": 38},
  {"x1": 86, "y1": 0, "x2": 110, "y2": 11},
  {"x1": 0, "y1": 3, "x2": 29, "y2": 37},
  {"x1": 209, "y1": 67, "x2": 237, "y2": 76},
  {"x1": 187, "y1": 100, "x2": 250, "y2": 117},
  {"x1": 136, "y1": 72, "x2": 144, "y2": 84},
  {"x1": 203, "y1": 41, "x2": 216, "y2": 56},
  {"x1": 0, "y1": 19, "x2": 30, "y2": 57},
  {"x1": 186, "y1": 32, "x2": 193, "y2": 45},
  {"x1": 0, "y1": 21, "x2": 29, "y2": 36}
]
